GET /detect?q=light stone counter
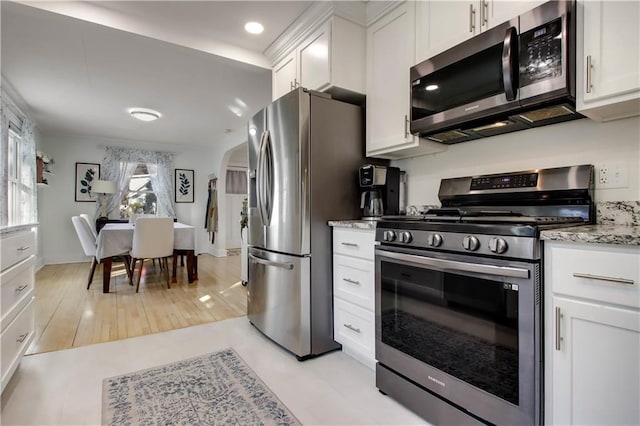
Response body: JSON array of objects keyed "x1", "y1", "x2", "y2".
[
  {"x1": 540, "y1": 224, "x2": 640, "y2": 246},
  {"x1": 328, "y1": 220, "x2": 378, "y2": 230}
]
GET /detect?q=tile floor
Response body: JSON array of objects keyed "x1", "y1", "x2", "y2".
[{"x1": 1, "y1": 316, "x2": 427, "y2": 425}]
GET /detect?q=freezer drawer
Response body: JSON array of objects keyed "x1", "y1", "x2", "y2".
[{"x1": 247, "y1": 247, "x2": 311, "y2": 357}]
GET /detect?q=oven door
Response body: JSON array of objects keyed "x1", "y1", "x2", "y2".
[{"x1": 375, "y1": 245, "x2": 540, "y2": 425}]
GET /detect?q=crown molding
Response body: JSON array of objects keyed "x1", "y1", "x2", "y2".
[
  {"x1": 264, "y1": 1, "x2": 367, "y2": 66},
  {"x1": 366, "y1": 1, "x2": 406, "y2": 27}
]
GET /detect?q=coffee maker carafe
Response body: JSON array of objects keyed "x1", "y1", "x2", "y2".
[{"x1": 361, "y1": 190, "x2": 384, "y2": 218}]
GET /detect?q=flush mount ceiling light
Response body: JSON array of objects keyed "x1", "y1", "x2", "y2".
[
  {"x1": 129, "y1": 108, "x2": 161, "y2": 122},
  {"x1": 244, "y1": 21, "x2": 264, "y2": 34}
]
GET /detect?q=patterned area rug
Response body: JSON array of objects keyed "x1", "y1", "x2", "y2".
[{"x1": 102, "y1": 348, "x2": 300, "y2": 425}]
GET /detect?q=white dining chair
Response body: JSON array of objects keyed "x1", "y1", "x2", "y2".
[
  {"x1": 79, "y1": 213, "x2": 98, "y2": 239},
  {"x1": 130, "y1": 217, "x2": 174, "y2": 292},
  {"x1": 71, "y1": 216, "x2": 132, "y2": 289}
]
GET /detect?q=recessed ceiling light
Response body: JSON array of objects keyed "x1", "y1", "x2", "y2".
[
  {"x1": 425, "y1": 84, "x2": 439, "y2": 91},
  {"x1": 129, "y1": 108, "x2": 161, "y2": 122},
  {"x1": 244, "y1": 21, "x2": 264, "y2": 35}
]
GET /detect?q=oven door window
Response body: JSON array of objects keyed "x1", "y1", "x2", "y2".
[{"x1": 379, "y1": 260, "x2": 519, "y2": 405}]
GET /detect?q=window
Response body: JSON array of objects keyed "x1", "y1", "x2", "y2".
[
  {"x1": 120, "y1": 163, "x2": 157, "y2": 218},
  {"x1": 5, "y1": 119, "x2": 35, "y2": 226}
]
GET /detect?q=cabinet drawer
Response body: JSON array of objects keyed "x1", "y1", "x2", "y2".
[
  {"x1": 546, "y1": 242, "x2": 640, "y2": 309},
  {"x1": 333, "y1": 228, "x2": 375, "y2": 260},
  {"x1": 333, "y1": 254, "x2": 374, "y2": 310},
  {"x1": 1, "y1": 297, "x2": 34, "y2": 392},
  {"x1": 1, "y1": 230, "x2": 36, "y2": 271},
  {"x1": 1, "y1": 256, "x2": 35, "y2": 331},
  {"x1": 334, "y1": 298, "x2": 375, "y2": 359}
]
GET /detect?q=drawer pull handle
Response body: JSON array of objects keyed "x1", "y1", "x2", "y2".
[
  {"x1": 17, "y1": 246, "x2": 30, "y2": 252},
  {"x1": 342, "y1": 278, "x2": 360, "y2": 285},
  {"x1": 343, "y1": 323, "x2": 361, "y2": 334},
  {"x1": 555, "y1": 307, "x2": 563, "y2": 351},
  {"x1": 572, "y1": 273, "x2": 634, "y2": 286},
  {"x1": 341, "y1": 242, "x2": 358, "y2": 247},
  {"x1": 15, "y1": 284, "x2": 28, "y2": 293},
  {"x1": 16, "y1": 332, "x2": 29, "y2": 343}
]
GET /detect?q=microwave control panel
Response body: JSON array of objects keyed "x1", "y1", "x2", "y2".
[{"x1": 519, "y1": 18, "x2": 563, "y2": 86}]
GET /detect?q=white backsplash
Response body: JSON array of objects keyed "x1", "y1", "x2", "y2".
[{"x1": 392, "y1": 116, "x2": 640, "y2": 207}]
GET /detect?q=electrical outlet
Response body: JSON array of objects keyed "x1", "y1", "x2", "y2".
[{"x1": 597, "y1": 161, "x2": 629, "y2": 189}]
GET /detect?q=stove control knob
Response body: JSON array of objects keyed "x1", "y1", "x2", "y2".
[
  {"x1": 427, "y1": 233, "x2": 443, "y2": 247},
  {"x1": 384, "y1": 230, "x2": 397, "y2": 242},
  {"x1": 462, "y1": 235, "x2": 480, "y2": 251},
  {"x1": 400, "y1": 231, "x2": 413, "y2": 244},
  {"x1": 489, "y1": 237, "x2": 508, "y2": 254}
]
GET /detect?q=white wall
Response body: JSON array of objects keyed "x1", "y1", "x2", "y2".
[
  {"x1": 38, "y1": 134, "x2": 214, "y2": 264},
  {"x1": 393, "y1": 116, "x2": 640, "y2": 206}
]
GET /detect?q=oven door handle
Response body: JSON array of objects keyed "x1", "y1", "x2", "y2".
[{"x1": 377, "y1": 249, "x2": 529, "y2": 279}]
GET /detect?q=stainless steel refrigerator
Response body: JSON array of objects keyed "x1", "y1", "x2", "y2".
[{"x1": 247, "y1": 88, "x2": 365, "y2": 360}]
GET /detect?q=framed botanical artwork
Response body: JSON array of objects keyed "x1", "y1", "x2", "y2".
[
  {"x1": 75, "y1": 162, "x2": 100, "y2": 202},
  {"x1": 175, "y1": 169, "x2": 194, "y2": 203}
]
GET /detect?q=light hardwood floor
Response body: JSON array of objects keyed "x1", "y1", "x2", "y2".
[{"x1": 27, "y1": 254, "x2": 247, "y2": 355}]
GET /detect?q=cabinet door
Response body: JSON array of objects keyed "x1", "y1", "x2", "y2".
[
  {"x1": 366, "y1": 2, "x2": 416, "y2": 156},
  {"x1": 298, "y1": 23, "x2": 331, "y2": 92},
  {"x1": 272, "y1": 51, "x2": 297, "y2": 101},
  {"x1": 416, "y1": 1, "x2": 477, "y2": 62},
  {"x1": 487, "y1": 1, "x2": 546, "y2": 31},
  {"x1": 581, "y1": 1, "x2": 640, "y2": 106},
  {"x1": 552, "y1": 297, "x2": 640, "y2": 425}
]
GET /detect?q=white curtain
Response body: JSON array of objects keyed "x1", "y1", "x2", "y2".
[
  {"x1": 0, "y1": 98, "x2": 9, "y2": 226},
  {"x1": 101, "y1": 146, "x2": 176, "y2": 219},
  {"x1": 225, "y1": 169, "x2": 247, "y2": 194}
]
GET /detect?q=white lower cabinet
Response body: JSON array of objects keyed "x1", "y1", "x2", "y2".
[
  {"x1": 544, "y1": 241, "x2": 640, "y2": 425},
  {"x1": 1, "y1": 226, "x2": 37, "y2": 393},
  {"x1": 332, "y1": 228, "x2": 376, "y2": 369}
]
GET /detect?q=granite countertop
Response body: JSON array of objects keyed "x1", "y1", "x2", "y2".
[
  {"x1": 541, "y1": 224, "x2": 640, "y2": 246},
  {"x1": 328, "y1": 220, "x2": 378, "y2": 230}
]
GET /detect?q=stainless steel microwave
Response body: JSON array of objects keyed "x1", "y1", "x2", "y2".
[{"x1": 410, "y1": 0, "x2": 581, "y2": 144}]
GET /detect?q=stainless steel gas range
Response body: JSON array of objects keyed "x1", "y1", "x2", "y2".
[{"x1": 374, "y1": 165, "x2": 594, "y2": 426}]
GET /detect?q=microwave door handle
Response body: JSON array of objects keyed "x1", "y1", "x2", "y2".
[{"x1": 502, "y1": 26, "x2": 518, "y2": 102}]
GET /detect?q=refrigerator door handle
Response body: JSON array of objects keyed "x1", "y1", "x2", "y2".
[
  {"x1": 257, "y1": 130, "x2": 269, "y2": 226},
  {"x1": 264, "y1": 130, "x2": 274, "y2": 225},
  {"x1": 249, "y1": 253, "x2": 294, "y2": 270}
]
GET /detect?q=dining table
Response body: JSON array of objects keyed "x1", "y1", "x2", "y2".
[{"x1": 95, "y1": 222, "x2": 198, "y2": 293}]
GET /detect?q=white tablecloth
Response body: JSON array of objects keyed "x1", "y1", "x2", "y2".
[{"x1": 95, "y1": 222, "x2": 195, "y2": 261}]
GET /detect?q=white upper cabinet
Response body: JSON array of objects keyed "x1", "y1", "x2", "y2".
[
  {"x1": 269, "y1": 15, "x2": 365, "y2": 102},
  {"x1": 576, "y1": 0, "x2": 640, "y2": 121},
  {"x1": 366, "y1": 2, "x2": 445, "y2": 159},
  {"x1": 416, "y1": 0, "x2": 545, "y2": 63},
  {"x1": 272, "y1": 51, "x2": 297, "y2": 101}
]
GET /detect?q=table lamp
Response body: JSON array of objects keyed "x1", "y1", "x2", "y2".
[{"x1": 92, "y1": 180, "x2": 117, "y2": 219}]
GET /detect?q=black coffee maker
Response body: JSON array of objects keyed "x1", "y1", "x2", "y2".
[{"x1": 358, "y1": 164, "x2": 402, "y2": 219}]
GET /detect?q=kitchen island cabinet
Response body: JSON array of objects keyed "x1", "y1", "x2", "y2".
[
  {"x1": 576, "y1": 0, "x2": 640, "y2": 121},
  {"x1": 543, "y1": 238, "x2": 640, "y2": 425}
]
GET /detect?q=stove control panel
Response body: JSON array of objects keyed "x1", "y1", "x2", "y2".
[
  {"x1": 470, "y1": 172, "x2": 538, "y2": 190},
  {"x1": 375, "y1": 228, "x2": 538, "y2": 260}
]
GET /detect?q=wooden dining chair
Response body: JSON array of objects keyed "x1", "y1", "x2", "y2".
[
  {"x1": 71, "y1": 216, "x2": 133, "y2": 289},
  {"x1": 130, "y1": 217, "x2": 174, "y2": 292}
]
